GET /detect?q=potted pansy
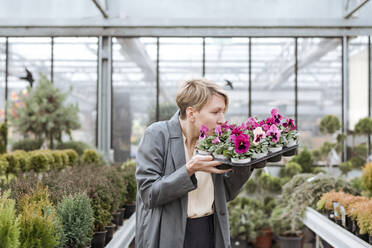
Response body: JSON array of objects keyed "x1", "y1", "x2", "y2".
[
  {"x1": 282, "y1": 118, "x2": 298, "y2": 147},
  {"x1": 196, "y1": 125, "x2": 214, "y2": 155},
  {"x1": 251, "y1": 126, "x2": 269, "y2": 159},
  {"x1": 230, "y1": 133, "x2": 252, "y2": 164}
]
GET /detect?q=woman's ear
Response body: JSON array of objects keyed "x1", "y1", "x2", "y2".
[{"x1": 186, "y1": 107, "x2": 196, "y2": 122}]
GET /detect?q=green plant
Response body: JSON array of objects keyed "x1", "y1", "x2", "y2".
[
  {"x1": 12, "y1": 150, "x2": 30, "y2": 172},
  {"x1": 63, "y1": 149, "x2": 78, "y2": 167},
  {"x1": 0, "y1": 156, "x2": 9, "y2": 176},
  {"x1": 81, "y1": 149, "x2": 101, "y2": 167},
  {"x1": 121, "y1": 159, "x2": 137, "y2": 204},
  {"x1": 362, "y1": 162, "x2": 372, "y2": 196},
  {"x1": 105, "y1": 166, "x2": 127, "y2": 210},
  {"x1": 0, "y1": 122, "x2": 7, "y2": 154},
  {"x1": 290, "y1": 148, "x2": 314, "y2": 173},
  {"x1": 57, "y1": 193, "x2": 94, "y2": 248},
  {"x1": 11, "y1": 138, "x2": 43, "y2": 152},
  {"x1": 9, "y1": 74, "x2": 81, "y2": 149},
  {"x1": 147, "y1": 102, "x2": 178, "y2": 126},
  {"x1": 28, "y1": 151, "x2": 50, "y2": 173},
  {"x1": 319, "y1": 115, "x2": 341, "y2": 135},
  {"x1": 56, "y1": 141, "x2": 91, "y2": 156},
  {"x1": 269, "y1": 205, "x2": 303, "y2": 237},
  {"x1": 2, "y1": 153, "x2": 21, "y2": 175},
  {"x1": 18, "y1": 185, "x2": 64, "y2": 248},
  {"x1": 350, "y1": 144, "x2": 368, "y2": 168},
  {"x1": 50, "y1": 151, "x2": 64, "y2": 171},
  {"x1": 0, "y1": 190, "x2": 20, "y2": 248},
  {"x1": 351, "y1": 177, "x2": 365, "y2": 193},
  {"x1": 355, "y1": 117, "x2": 372, "y2": 137},
  {"x1": 279, "y1": 162, "x2": 302, "y2": 178},
  {"x1": 339, "y1": 161, "x2": 353, "y2": 176}
]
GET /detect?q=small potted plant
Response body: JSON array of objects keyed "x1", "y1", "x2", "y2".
[
  {"x1": 196, "y1": 125, "x2": 214, "y2": 155},
  {"x1": 269, "y1": 205, "x2": 303, "y2": 248},
  {"x1": 230, "y1": 133, "x2": 252, "y2": 164},
  {"x1": 265, "y1": 124, "x2": 283, "y2": 162}
]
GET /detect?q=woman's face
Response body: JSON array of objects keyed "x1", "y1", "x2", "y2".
[{"x1": 194, "y1": 94, "x2": 226, "y2": 136}]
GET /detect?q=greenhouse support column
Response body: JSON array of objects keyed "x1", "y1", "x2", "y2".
[
  {"x1": 342, "y1": 36, "x2": 349, "y2": 162},
  {"x1": 97, "y1": 36, "x2": 113, "y2": 163}
]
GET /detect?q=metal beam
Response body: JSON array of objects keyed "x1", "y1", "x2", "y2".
[
  {"x1": 2, "y1": 27, "x2": 372, "y2": 37},
  {"x1": 344, "y1": 0, "x2": 370, "y2": 19},
  {"x1": 91, "y1": 0, "x2": 109, "y2": 19}
]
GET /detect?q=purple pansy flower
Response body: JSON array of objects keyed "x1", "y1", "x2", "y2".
[
  {"x1": 253, "y1": 127, "x2": 266, "y2": 145},
  {"x1": 199, "y1": 124, "x2": 209, "y2": 140},
  {"x1": 271, "y1": 108, "x2": 283, "y2": 125},
  {"x1": 283, "y1": 118, "x2": 296, "y2": 131},
  {"x1": 212, "y1": 137, "x2": 220, "y2": 144},
  {"x1": 215, "y1": 125, "x2": 222, "y2": 136},
  {"x1": 266, "y1": 124, "x2": 282, "y2": 143},
  {"x1": 231, "y1": 134, "x2": 250, "y2": 154}
]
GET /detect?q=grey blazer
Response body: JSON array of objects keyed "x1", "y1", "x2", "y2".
[{"x1": 135, "y1": 110, "x2": 253, "y2": 248}]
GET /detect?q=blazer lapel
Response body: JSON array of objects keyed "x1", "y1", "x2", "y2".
[{"x1": 167, "y1": 110, "x2": 186, "y2": 170}]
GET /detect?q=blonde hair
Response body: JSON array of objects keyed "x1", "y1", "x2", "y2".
[{"x1": 176, "y1": 78, "x2": 229, "y2": 120}]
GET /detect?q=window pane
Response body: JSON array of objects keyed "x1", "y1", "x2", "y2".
[
  {"x1": 298, "y1": 38, "x2": 342, "y2": 151},
  {"x1": 112, "y1": 37, "x2": 157, "y2": 163},
  {"x1": 159, "y1": 38, "x2": 203, "y2": 118},
  {"x1": 349, "y1": 36, "x2": 369, "y2": 130},
  {"x1": 7, "y1": 37, "x2": 52, "y2": 144},
  {"x1": 251, "y1": 38, "x2": 295, "y2": 120},
  {"x1": 0, "y1": 38, "x2": 5, "y2": 123},
  {"x1": 205, "y1": 38, "x2": 249, "y2": 123},
  {"x1": 53, "y1": 37, "x2": 98, "y2": 146}
]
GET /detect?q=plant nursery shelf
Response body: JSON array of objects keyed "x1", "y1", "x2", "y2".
[
  {"x1": 302, "y1": 207, "x2": 371, "y2": 248},
  {"x1": 214, "y1": 145, "x2": 298, "y2": 169}
]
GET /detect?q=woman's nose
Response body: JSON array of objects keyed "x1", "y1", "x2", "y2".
[{"x1": 217, "y1": 115, "x2": 225, "y2": 124}]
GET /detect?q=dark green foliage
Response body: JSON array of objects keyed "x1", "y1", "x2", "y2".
[
  {"x1": 3, "y1": 153, "x2": 20, "y2": 175},
  {"x1": 11, "y1": 138, "x2": 43, "y2": 152},
  {"x1": 0, "y1": 122, "x2": 7, "y2": 154},
  {"x1": 290, "y1": 148, "x2": 314, "y2": 173},
  {"x1": 56, "y1": 141, "x2": 91, "y2": 156},
  {"x1": 355, "y1": 117, "x2": 372, "y2": 136},
  {"x1": 57, "y1": 193, "x2": 94, "y2": 248},
  {"x1": 63, "y1": 149, "x2": 78, "y2": 167},
  {"x1": 319, "y1": 115, "x2": 341, "y2": 135},
  {"x1": 122, "y1": 159, "x2": 137, "y2": 204}
]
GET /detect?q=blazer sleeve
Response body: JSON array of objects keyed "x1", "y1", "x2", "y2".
[
  {"x1": 136, "y1": 125, "x2": 197, "y2": 209},
  {"x1": 223, "y1": 166, "x2": 254, "y2": 202}
]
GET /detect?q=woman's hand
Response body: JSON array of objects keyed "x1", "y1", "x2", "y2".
[{"x1": 186, "y1": 155, "x2": 231, "y2": 176}]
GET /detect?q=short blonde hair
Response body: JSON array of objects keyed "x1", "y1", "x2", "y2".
[{"x1": 176, "y1": 78, "x2": 229, "y2": 120}]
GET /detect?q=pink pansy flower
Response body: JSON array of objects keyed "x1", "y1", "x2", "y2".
[
  {"x1": 266, "y1": 124, "x2": 282, "y2": 143},
  {"x1": 212, "y1": 137, "x2": 220, "y2": 144},
  {"x1": 230, "y1": 128, "x2": 243, "y2": 141},
  {"x1": 266, "y1": 117, "x2": 274, "y2": 125},
  {"x1": 253, "y1": 127, "x2": 266, "y2": 145},
  {"x1": 271, "y1": 108, "x2": 283, "y2": 125},
  {"x1": 215, "y1": 125, "x2": 222, "y2": 136},
  {"x1": 199, "y1": 124, "x2": 209, "y2": 140},
  {"x1": 246, "y1": 117, "x2": 259, "y2": 130},
  {"x1": 261, "y1": 124, "x2": 270, "y2": 132},
  {"x1": 283, "y1": 118, "x2": 296, "y2": 131},
  {"x1": 231, "y1": 134, "x2": 250, "y2": 154}
]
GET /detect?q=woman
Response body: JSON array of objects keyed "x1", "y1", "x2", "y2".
[{"x1": 135, "y1": 79, "x2": 254, "y2": 248}]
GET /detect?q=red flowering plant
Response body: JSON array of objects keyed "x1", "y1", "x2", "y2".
[
  {"x1": 195, "y1": 125, "x2": 215, "y2": 155},
  {"x1": 210, "y1": 123, "x2": 234, "y2": 160},
  {"x1": 282, "y1": 118, "x2": 298, "y2": 147}
]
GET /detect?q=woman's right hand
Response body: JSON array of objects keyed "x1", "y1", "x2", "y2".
[{"x1": 186, "y1": 155, "x2": 231, "y2": 176}]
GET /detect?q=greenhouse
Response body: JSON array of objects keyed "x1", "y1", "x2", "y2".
[{"x1": 1, "y1": 0, "x2": 372, "y2": 247}]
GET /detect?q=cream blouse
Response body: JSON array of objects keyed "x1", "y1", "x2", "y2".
[{"x1": 182, "y1": 133, "x2": 214, "y2": 218}]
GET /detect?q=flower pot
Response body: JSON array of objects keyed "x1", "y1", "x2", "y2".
[
  {"x1": 213, "y1": 154, "x2": 229, "y2": 161},
  {"x1": 268, "y1": 146, "x2": 282, "y2": 153},
  {"x1": 252, "y1": 152, "x2": 268, "y2": 159},
  {"x1": 118, "y1": 207, "x2": 125, "y2": 225},
  {"x1": 282, "y1": 148, "x2": 297, "y2": 157},
  {"x1": 335, "y1": 218, "x2": 342, "y2": 226},
  {"x1": 355, "y1": 223, "x2": 369, "y2": 242},
  {"x1": 252, "y1": 160, "x2": 267, "y2": 169},
  {"x1": 253, "y1": 228, "x2": 272, "y2": 248},
  {"x1": 197, "y1": 150, "x2": 210, "y2": 156},
  {"x1": 369, "y1": 235, "x2": 372, "y2": 245},
  {"x1": 124, "y1": 203, "x2": 136, "y2": 219},
  {"x1": 286, "y1": 140, "x2": 297, "y2": 147},
  {"x1": 231, "y1": 157, "x2": 251, "y2": 164},
  {"x1": 231, "y1": 237, "x2": 249, "y2": 248},
  {"x1": 277, "y1": 235, "x2": 302, "y2": 248},
  {"x1": 105, "y1": 224, "x2": 116, "y2": 245},
  {"x1": 345, "y1": 216, "x2": 353, "y2": 232},
  {"x1": 216, "y1": 163, "x2": 232, "y2": 170},
  {"x1": 112, "y1": 212, "x2": 121, "y2": 229},
  {"x1": 91, "y1": 230, "x2": 107, "y2": 248},
  {"x1": 267, "y1": 146, "x2": 282, "y2": 162}
]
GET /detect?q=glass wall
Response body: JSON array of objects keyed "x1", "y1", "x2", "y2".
[
  {"x1": 53, "y1": 37, "x2": 98, "y2": 146},
  {"x1": 112, "y1": 37, "x2": 157, "y2": 163},
  {"x1": 7, "y1": 37, "x2": 52, "y2": 144},
  {"x1": 205, "y1": 38, "x2": 249, "y2": 123},
  {"x1": 297, "y1": 38, "x2": 342, "y2": 151},
  {"x1": 251, "y1": 38, "x2": 296, "y2": 121},
  {"x1": 158, "y1": 38, "x2": 203, "y2": 118},
  {"x1": 0, "y1": 38, "x2": 5, "y2": 124}
]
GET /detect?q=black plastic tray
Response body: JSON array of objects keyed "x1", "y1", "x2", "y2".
[{"x1": 212, "y1": 145, "x2": 298, "y2": 170}]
